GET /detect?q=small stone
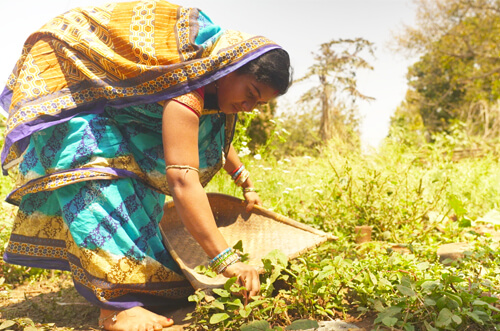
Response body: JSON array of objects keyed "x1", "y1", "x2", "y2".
[
  {"x1": 354, "y1": 226, "x2": 373, "y2": 244},
  {"x1": 436, "y1": 242, "x2": 472, "y2": 263},
  {"x1": 314, "y1": 320, "x2": 362, "y2": 331},
  {"x1": 390, "y1": 244, "x2": 411, "y2": 254}
]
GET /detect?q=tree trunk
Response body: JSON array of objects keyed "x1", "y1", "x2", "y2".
[{"x1": 319, "y1": 76, "x2": 332, "y2": 141}]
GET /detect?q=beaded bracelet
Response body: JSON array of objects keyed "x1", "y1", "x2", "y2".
[
  {"x1": 208, "y1": 248, "x2": 241, "y2": 274},
  {"x1": 209, "y1": 247, "x2": 231, "y2": 266},
  {"x1": 216, "y1": 252, "x2": 240, "y2": 274},
  {"x1": 231, "y1": 165, "x2": 245, "y2": 181},
  {"x1": 209, "y1": 249, "x2": 232, "y2": 269},
  {"x1": 230, "y1": 164, "x2": 244, "y2": 177},
  {"x1": 235, "y1": 169, "x2": 250, "y2": 187}
]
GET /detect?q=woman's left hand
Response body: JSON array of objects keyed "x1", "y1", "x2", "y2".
[{"x1": 243, "y1": 191, "x2": 262, "y2": 212}]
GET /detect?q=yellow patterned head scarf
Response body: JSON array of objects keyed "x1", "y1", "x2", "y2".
[{"x1": 1, "y1": 0, "x2": 281, "y2": 173}]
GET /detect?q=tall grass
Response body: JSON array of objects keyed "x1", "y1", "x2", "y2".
[{"x1": 208, "y1": 134, "x2": 500, "y2": 244}]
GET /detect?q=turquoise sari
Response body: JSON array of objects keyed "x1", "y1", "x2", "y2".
[{"x1": 1, "y1": 0, "x2": 282, "y2": 310}]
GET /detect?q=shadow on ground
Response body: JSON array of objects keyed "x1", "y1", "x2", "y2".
[
  {"x1": 1, "y1": 276, "x2": 100, "y2": 330},
  {"x1": 0, "y1": 276, "x2": 195, "y2": 330}
]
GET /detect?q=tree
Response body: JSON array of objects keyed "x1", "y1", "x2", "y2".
[
  {"x1": 395, "y1": 0, "x2": 500, "y2": 138},
  {"x1": 297, "y1": 38, "x2": 375, "y2": 143}
]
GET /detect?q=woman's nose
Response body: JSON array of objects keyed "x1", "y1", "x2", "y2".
[{"x1": 242, "y1": 101, "x2": 255, "y2": 112}]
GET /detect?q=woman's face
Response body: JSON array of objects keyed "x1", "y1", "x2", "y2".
[{"x1": 216, "y1": 72, "x2": 277, "y2": 114}]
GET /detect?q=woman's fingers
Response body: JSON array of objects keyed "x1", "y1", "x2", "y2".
[
  {"x1": 224, "y1": 263, "x2": 260, "y2": 300},
  {"x1": 244, "y1": 191, "x2": 262, "y2": 212},
  {"x1": 249, "y1": 275, "x2": 260, "y2": 297},
  {"x1": 245, "y1": 200, "x2": 255, "y2": 212}
]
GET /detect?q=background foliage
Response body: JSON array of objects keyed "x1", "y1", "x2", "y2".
[{"x1": 2, "y1": 1, "x2": 500, "y2": 329}]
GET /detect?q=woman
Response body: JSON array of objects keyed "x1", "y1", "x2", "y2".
[{"x1": 0, "y1": 1, "x2": 292, "y2": 330}]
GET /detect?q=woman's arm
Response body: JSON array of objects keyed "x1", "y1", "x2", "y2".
[
  {"x1": 162, "y1": 100, "x2": 228, "y2": 258},
  {"x1": 224, "y1": 144, "x2": 262, "y2": 211},
  {"x1": 162, "y1": 100, "x2": 259, "y2": 297}
]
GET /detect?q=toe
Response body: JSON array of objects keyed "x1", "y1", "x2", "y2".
[{"x1": 161, "y1": 317, "x2": 174, "y2": 327}]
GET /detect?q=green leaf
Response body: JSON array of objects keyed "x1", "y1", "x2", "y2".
[
  {"x1": 423, "y1": 320, "x2": 438, "y2": 331},
  {"x1": 247, "y1": 299, "x2": 267, "y2": 308},
  {"x1": 424, "y1": 298, "x2": 436, "y2": 306},
  {"x1": 436, "y1": 308, "x2": 453, "y2": 328},
  {"x1": 241, "y1": 320, "x2": 272, "y2": 331},
  {"x1": 458, "y1": 216, "x2": 472, "y2": 227},
  {"x1": 382, "y1": 316, "x2": 398, "y2": 327},
  {"x1": 374, "y1": 300, "x2": 385, "y2": 312},
  {"x1": 448, "y1": 194, "x2": 467, "y2": 217},
  {"x1": 447, "y1": 275, "x2": 465, "y2": 283},
  {"x1": 225, "y1": 298, "x2": 243, "y2": 308},
  {"x1": 487, "y1": 304, "x2": 500, "y2": 313},
  {"x1": 421, "y1": 280, "x2": 440, "y2": 292},
  {"x1": 212, "y1": 288, "x2": 230, "y2": 298},
  {"x1": 379, "y1": 277, "x2": 392, "y2": 287},
  {"x1": 194, "y1": 264, "x2": 217, "y2": 277},
  {"x1": 224, "y1": 277, "x2": 238, "y2": 292},
  {"x1": 436, "y1": 296, "x2": 447, "y2": 310},
  {"x1": 466, "y1": 311, "x2": 484, "y2": 325},
  {"x1": 472, "y1": 299, "x2": 488, "y2": 306},
  {"x1": 368, "y1": 271, "x2": 378, "y2": 286},
  {"x1": 211, "y1": 300, "x2": 225, "y2": 310},
  {"x1": 239, "y1": 305, "x2": 252, "y2": 318},
  {"x1": 209, "y1": 313, "x2": 230, "y2": 324},
  {"x1": 451, "y1": 315, "x2": 462, "y2": 325},
  {"x1": 401, "y1": 275, "x2": 412, "y2": 288},
  {"x1": 285, "y1": 319, "x2": 319, "y2": 330},
  {"x1": 416, "y1": 262, "x2": 430, "y2": 270},
  {"x1": 0, "y1": 320, "x2": 16, "y2": 330},
  {"x1": 396, "y1": 285, "x2": 416, "y2": 297},
  {"x1": 23, "y1": 327, "x2": 39, "y2": 331},
  {"x1": 375, "y1": 306, "x2": 402, "y2": 324},
  {"x1": 403, "y1": 324, "x2": 415, "y2": 331},
  {"x1": 233, "y1": 240, "x2": 244, "y2": 252},
  {"x1": 263, "y1": 249, "x2": 288, "y2": 268},
  {"x1": 478, "y1": 295, "x2": 498, "y2": 304},
  {"x1": 445, "y1": 291, "x2": 463, "y2": 306}
]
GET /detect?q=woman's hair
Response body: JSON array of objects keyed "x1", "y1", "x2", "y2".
[{"x1": 236, "y1": 48, "x2": 293, "y2": 96}]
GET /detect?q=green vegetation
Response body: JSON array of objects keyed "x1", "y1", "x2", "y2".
[
  {"x1": 1, "y1": 1, "x2": 500, "y2": 329},
  {"x1": 197, "y1": 123, "x2": 500, "y2": 330},
  {"x1": 393, "y1": 0, "x2": 500, "y2": 138}
]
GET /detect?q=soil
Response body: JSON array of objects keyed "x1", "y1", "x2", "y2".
[
  {"x1": 0, "y1": 274, "x2": 376, "y2": 331},
  {"x1": 0, "y1": 273, "x2": 194, "y2": 331}
]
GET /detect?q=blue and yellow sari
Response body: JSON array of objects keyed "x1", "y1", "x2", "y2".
[{"x1": 0, "y1": 0, "x2": 281, "y2": 310}]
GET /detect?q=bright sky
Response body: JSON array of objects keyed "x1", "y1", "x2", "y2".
[{"x1": 0, "y1": 0, "x2": 416, "y2": 148}]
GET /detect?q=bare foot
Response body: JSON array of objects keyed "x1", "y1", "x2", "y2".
[{"x1": 99, "y1": 306, "x2": 174, "y2": 331}]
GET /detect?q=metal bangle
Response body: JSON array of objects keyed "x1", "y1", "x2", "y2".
[{"x1": 165, "y1": 165, "x2": 199, "y2": 173}]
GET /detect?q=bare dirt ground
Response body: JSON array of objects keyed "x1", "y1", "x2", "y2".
[{"x1": 0, "y1": 273, "x2": 194, "y2": 330}]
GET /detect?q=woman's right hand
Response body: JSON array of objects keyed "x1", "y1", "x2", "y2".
[{"x1": 222, "y1": 262, "x2": 260, "y2": 302}]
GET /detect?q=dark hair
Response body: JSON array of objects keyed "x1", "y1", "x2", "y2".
[{"x1": 236, "y1": 48, "x2": 292, "y2": 96}]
